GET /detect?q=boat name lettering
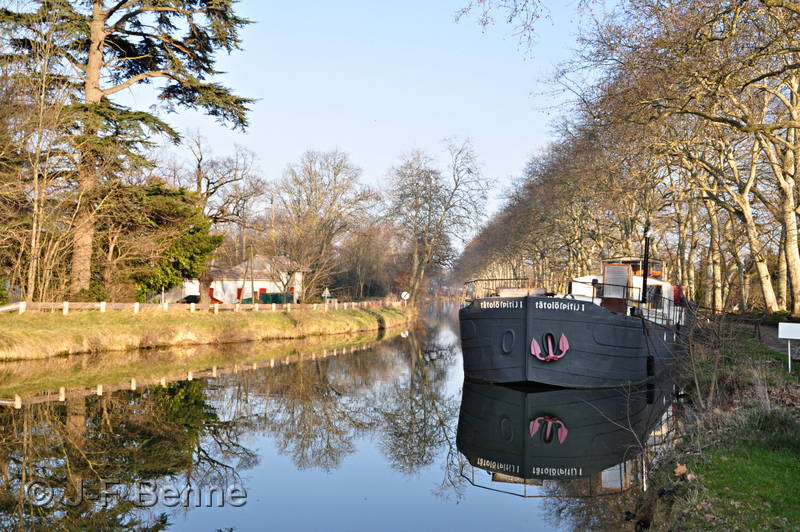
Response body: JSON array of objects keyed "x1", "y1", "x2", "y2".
[
  {"x1": 531, "y1": 466, "x2": 583, "y2": 477},
  {"x1": 534, "y1": 300, "x2": 585, "y2": 312},
  {"x1": 479, "y1": 300, "x2": 523, "y2": 310},
  {"x1": 475, "y1": 457, "x2": 520, "y2": 474}
]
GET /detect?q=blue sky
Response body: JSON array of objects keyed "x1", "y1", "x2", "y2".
[{"x1": 123, "y1": 1, "x2": 589, "y2": 214}]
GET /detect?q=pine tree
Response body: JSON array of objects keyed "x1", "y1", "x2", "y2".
[{"x1": 0, "y1": 0, "x2": 253, "y2": 298}]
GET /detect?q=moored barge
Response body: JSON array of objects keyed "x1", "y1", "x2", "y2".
[{"x1": 459, "y1": 257, "x2": 691, "y2": 388}]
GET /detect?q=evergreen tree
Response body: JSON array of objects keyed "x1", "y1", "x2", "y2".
[{"x1": 0, "y1": 1, "x2": 253, "y2": 298}]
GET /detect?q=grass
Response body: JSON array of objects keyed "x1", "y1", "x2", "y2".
[
  {"x1": 640, "y1": 324, "x2": 800, "y2": 531},
  {"x1": 674, "y1": 410, "x2": 800, "y2": 531},
  {"x1": 0, "y1": 306, "x2": 414, "y2": 360}
]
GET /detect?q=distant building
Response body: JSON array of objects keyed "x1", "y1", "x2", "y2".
[{"x1": 182, "y1": 255, "x2": 309, "y2": 304}]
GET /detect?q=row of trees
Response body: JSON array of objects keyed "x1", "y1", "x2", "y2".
[
  {"x1": 202, "y1": 139, "x2": 487, "y2": 303},
  {"x1": 457, "y1": 0, "x2": 800, "y2": 315},
  {"x1": 0, "y1": 1, "x2": 488, "y2": 304}
]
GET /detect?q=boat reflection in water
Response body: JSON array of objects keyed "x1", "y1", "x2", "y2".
[{"x1": 456, "y1": 378, "x2": 677, "y2": 498}]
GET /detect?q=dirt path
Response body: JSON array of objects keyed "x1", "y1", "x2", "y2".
[{"x1": 758, "y1": 324, "x2": 786, "y2": 354}]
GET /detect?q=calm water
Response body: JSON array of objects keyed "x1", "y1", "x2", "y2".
[{"x1": 0, "y1": 303, "x2": 675, "y2": 531}]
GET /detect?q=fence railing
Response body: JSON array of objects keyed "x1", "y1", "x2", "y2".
[
  {"x1": 463, "y1": 278, "x2": 690, "y2": 327},
  {"x1": 0, "y1": 299, "x2": 405, "y2": 315}
]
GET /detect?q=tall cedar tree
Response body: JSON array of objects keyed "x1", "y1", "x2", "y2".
[{"x1": 0, "y1": 0, "x2": 253, "y2": 297}]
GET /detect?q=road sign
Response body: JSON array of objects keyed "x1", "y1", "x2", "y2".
[{"x1": 400, "y1": 291, "x2": 410, "y2": 301}]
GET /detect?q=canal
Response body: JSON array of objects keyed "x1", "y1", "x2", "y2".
[{"x1": 0, "y1": 302, "x2": 676, "y2": 531}]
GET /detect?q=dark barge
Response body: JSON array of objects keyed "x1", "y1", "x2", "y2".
[{"x1": 459, "y1": 258, "x2": 691, "y2": 388}]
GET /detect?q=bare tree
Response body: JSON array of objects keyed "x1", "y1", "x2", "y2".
[
  {"x1": 389, "y1": 139, "x2": 489, "y2": 301},
  {"x1": 257, "y1": 150, "x2": 377, "y2": 301}
]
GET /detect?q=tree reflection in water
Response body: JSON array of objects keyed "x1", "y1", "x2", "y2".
[
  {"x1": 0, "y1": 302, "x2": 671, "y2": 531},
  {"x1": 0, "y1": 314, "x2": 463, "y2": 530}
]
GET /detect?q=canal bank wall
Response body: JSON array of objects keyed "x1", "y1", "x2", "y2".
[{"x1": 0, "y1": 305, "x2": 415, "y2": 360}]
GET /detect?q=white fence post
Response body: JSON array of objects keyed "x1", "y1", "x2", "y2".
[
  {"x1": 99, "y1": 301, "x2": 106, "y2": 313},
  {"x1": 18, "y1": 301, "x2": 26, "y2": 314},
  {"x1": 213, "y1": 303, "x2": 219, "y2": 315},
  {"x1": 272, "y1": 303, "x2": 276, "y2": 312},
  {"x1": 133, "y1": 302, "x2": 139, "y2": 314},
  {"x1": 190, "y1": 302, "x2": 196, "y2": 313},
  {"x1": 62, "y1": 301, "x2": 69, "y2": 316}
]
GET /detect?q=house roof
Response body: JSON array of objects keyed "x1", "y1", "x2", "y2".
[{"x1": 209, "y1": 254, "x2": 310, "y2": 281}]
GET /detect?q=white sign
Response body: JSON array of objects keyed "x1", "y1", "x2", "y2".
[
  {"x1": 322, "y1": 287, "x2": 331, "y2": 298},
  {"x1": 778, "y1": 322, "x2": 800, "y2": 373},
  {"x1": 400, "y1": 291, "x2": 410, "y2": 301},
  {"x1": 778, "y1": 322, "x2": 800, "y2": 340}
]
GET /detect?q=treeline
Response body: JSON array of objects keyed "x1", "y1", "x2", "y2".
[
  {"x1": 0, "y1": 2, "x2": 487, "y2": 304},
  {"x1": 456, "y1": 0, "x2": 800, "y2": 315},
  {"x1": 206, "y1": 140, "x2": 486, "y2": 303}
]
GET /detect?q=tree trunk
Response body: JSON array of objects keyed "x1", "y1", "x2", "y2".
[
  {"x1": 69, "y1": 1, "x2": 106, "y2": 297},
  {"x1": 778, "y1": 227, "x2": 788, "y2": 311},
  {"x1": 779, "y1": 182, "x2": 800, "y2": 315},
  {"x1": 705, "y1": 200, "x2": 723, "y2": 312},
  {"x1": 742, "y1": 205, "x2": 779, "y2": 312}
]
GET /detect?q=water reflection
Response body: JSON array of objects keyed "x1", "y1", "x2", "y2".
[
  {"x1": 0, "y1": 303, "x2": 678, "y2": 531},
  {"x1": 456, "y1": 381, "x2": 673, "y2": 488}
]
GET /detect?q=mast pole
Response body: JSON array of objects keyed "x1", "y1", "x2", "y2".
[{"x1": 641, "y1": 220, "x2": 651, "y2": 305}]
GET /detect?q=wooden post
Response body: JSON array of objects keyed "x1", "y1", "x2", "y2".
[
  {"x1": 324, "y1": 303, "x2": 328, "y2": 312},
  {"x1": 254, "y1": 303, "x2": 259, "y2": 311},
  {"x1": 313, "y1": 303, "x2": 317, "y2": 311},
  {"x1": 234, "y1": 303, "x2": 240, "y2": 312},
  {"x1": 190, "y1": 302, "x2": 196, "y2": 313},
  {"x1": 14, "y1": 395, "x2": 21, "y2": 409},
  {"x1": 213, "y1": 303, "x2": 219, "y2": 315},
  {"x1": 130, "y1": 378, "x2": 137, "y2": 391},
  {"x1": 160, "y1": 377, "x2": 166, "y2": 387},
  {"x1": 59, "y1": 387, "x2": 65, "y2": 402},
  {"x1": 287, "y1": 303, "x2": 291, "y2": 312},
  {"x1": 62, "y1": 301, "x2": 69, "y2": 316},
  {"x1": 133, "y1": 302, "x2": 139, "y2": 314},
  {"x1": 252, "y1": 362, "x2": 257, "y2": 370},
  {"x1": 162, "y1": 302, "x2": 169, "y2": 312},
  {"x1": 270, "y1": 359, "x2": 275, "y2": 368},
  {"x1": 212, "y1": 366, "x2": 217, "y2": 377},
  {"x1": 272, "y1": 303, "x2": 276, "y2": 312},
  {"x1": 96, "y1": 384, "x2": 103, "y2": 396},
  {"x1": 99, "y1": 301, "x2": 106, "y2": 313},
  {"x1": 187, "y1": 371, "x2": 193, "y2": 381},
  {"x1": 18, "y1": 301, "x2": 26, "y2": 314}
]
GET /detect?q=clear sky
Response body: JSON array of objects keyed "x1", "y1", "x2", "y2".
[{"x1": 123, "y1": 0, "x2": 588, "y2": 214}]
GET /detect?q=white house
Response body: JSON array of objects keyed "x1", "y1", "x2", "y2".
[{"x1": 182, "y1": 255, "x2": 309, "y2": 304}]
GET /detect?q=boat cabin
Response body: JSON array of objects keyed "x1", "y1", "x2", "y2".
[{"x1": 602, "y1": 256, "x2": 663, "y2": 279}]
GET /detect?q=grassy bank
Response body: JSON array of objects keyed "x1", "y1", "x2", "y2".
[
  {"x1": 637, "y1": 326, "x2": 800, "y2": 530},
  {"x1": 0, "y1": 330, "x2": 399, "y2": 398},
  {"x1": 0, "y1": 306, "x2": 414, "y2": 360}
]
